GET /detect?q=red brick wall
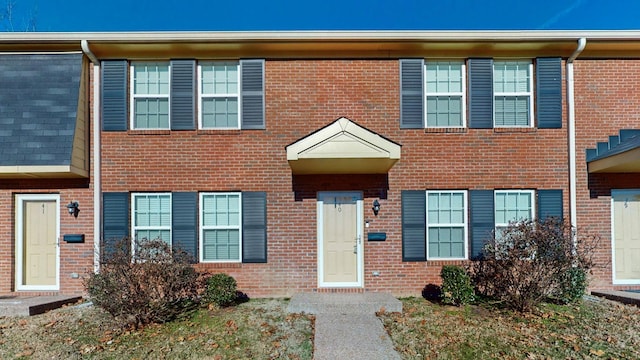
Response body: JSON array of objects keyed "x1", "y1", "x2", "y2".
[
  {"x1": 101, "y1": 59, "x2": 569, "y2": 297},
  {"x1": 574, "y1": 59, "x2": 640, "y2": 290}
]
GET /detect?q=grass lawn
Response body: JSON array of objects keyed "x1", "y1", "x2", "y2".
[
  {"x1": 2, "y1": 295, "x2": 640, "y2": 359},
  {"x1": 380, "y1": 296, "x2": 640, "y2": 359},
  {"x1": 0, "y1": 299, "x2": 313, "y2": 359}
]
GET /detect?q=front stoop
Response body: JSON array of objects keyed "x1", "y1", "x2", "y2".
[
  {"x1": 287, "y1": 292, "x2": 402, "y2": 314},
  {"x1": 591, "y1": 290, "x2": 640, "y2": 307},
  {"x1": 0, "y1": 296, "x2": 82, "y2": 317}
]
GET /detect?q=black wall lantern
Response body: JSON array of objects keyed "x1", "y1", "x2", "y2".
[
  {"x1": 66, "y1": 201, "x2": 80, "y2": 218},
  {"x1": 372, "y1": 199, "x2": 381, "y2": 216}
]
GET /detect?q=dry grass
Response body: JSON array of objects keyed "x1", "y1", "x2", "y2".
[
  {"x1": 0, "y1": 299, "x2": 313, "y2": 359},
  {"x1": 380, "y1": 296, "x2": 640, "y2": 359}
]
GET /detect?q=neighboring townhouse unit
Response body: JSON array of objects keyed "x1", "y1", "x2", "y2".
[{"x1": 1, "y1": 31, "x2": 639, "y2": 297}]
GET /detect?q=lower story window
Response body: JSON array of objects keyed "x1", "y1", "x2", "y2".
[
  {"x1": 200, "y1": 193, "x2": 241, "y2": 262},
  {"x1": 426, "y1": 190, "x2": 467, "y2": 259},
  {"x1": 132, "y1": 193, "x2": 172, "y2": 246},
  {"x1": 494, "y1": 190, "x2": 534, "y2": 236}
]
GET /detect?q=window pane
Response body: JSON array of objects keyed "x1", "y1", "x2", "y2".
[
  {"x1": 202, "y1": 194, "x2": 241, "y2": 227},
  {"x1": 134, "y1": 98, "x2": 169, "y2": 129},
  {"x1": 495, "y1": 96, "x2": 530, "y2": 126},
  {"x1": 495, "y1": 191, "x2": 532, "y2": 225},
  {"x1": 203, "y1": 229, "x2": 240, "y2": 261},
  {"x1": 201, "y1": 62, "x2": 239, "y2": 95},
  {"x1": 134, "y1": 63, "x2": 169, "y2": 95},
  {"x1": 427, "y1": 96, "x2": 462, "y2": 127},
  {"x1": 426, "y1": 61, "x2": 463, "y2": 93},
  {"x1": 428, "y1": 226, "x2": 464, "y2": 258},
  {"x1": 494, "y1": 61, "x2": 530, "y2": 94},
  {"x1": 201, "y1": 98, "x2": 239, "y2": 128}
]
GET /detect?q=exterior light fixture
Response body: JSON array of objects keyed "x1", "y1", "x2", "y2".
[
  {"x1": 372, "y1": 199, "x2": 380, "y2": 216},
  {"x1": 66, "y1": 201, "x2": 80, "y2": 218}
]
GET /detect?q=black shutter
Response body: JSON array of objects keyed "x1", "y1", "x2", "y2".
[
  {"x1": 170, "y1": 60, "x2": 196, "y2": 130},
  {"x1": 102, "y1": 192, "x2": 130, "y2": 258},
  {"x1": 400, "y1": 59, "x2": 424, "y2": 129},
  {"x1": 172, "y1": 192, "x2": 198, "y2": 263},
  {"x1": 537, "y1": 189, "x2": 563, "y2": 220},
  {"x1": 470, "y1": 190, "x2": 494, "y2": 259},
  {"x1": 536, "y1": 57, "x2": 562, "y2": 129},
  {"x1": 101, "y1": 60, "x2": 128, "y2": 131},
  {"x1": 468, "y1": 58, "x2": 494, "y2": 129},
  {"x1": 240, "y1": 60, "x2": 265, "y2": 129},
  {"x1": 402, "y1": 190, "x2": 426, "y2": 261},
  {"x1": 242, "y1": 192, "x2": 267, "y2": 263}
]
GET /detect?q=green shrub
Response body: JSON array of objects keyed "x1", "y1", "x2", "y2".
[
  {"x1": 85, "y1": 238, "x2": 199, "y2": 329},
  {"x1": 554, "y1": 267, "x2": 588, "y2": 304},
  {"x1": 203, "y1": 273, "x2": 238, "y2": 307},
  {"x1": 440, "y1": 265, "x2": 475, "y2": 306}
]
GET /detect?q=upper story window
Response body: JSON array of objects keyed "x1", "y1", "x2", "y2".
[
  {"x1": 493, "y1": 60, "x2": 533, "y2": 127},
  {"x1": 426, "y1": 190, "x2": 468, "y2": 260},
  {"x1": 130, "y1": 62, "x2": 170, "y2": 129},
  {"x1": 199, "y1": 62, "x2": 240, "y2": 129},
  {"x1": 132, "y1": 193, "x2": 172, "y2": 247},
  {"x1": 425, "y1": 61, "x2": 465, "y2": 128}
]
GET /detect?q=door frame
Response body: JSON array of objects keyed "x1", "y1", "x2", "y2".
[
  {"x1": 317, "y1": 191, "x2": 364, "y2": 288},
  {"x1": 15, "y1": 193, "x2": 61, "y2": 291},
  {"x1": 611, "y1": 189, "x2": 640, "y2": 285}
]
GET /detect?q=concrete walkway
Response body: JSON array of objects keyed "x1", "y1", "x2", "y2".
[
  {"x1": 288, "y1": 293, "x2": 402, "y2": 360},
  {"x1": 0, "y1": 295, "x2": 82, "y2": 316}
]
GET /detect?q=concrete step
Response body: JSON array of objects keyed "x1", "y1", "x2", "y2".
[
  {"x1": 287, "y1": 292, "x2": 402, "y2": 314},
  {"x1": 0, "y1": 295, "x2": 82, "y2": 317}
]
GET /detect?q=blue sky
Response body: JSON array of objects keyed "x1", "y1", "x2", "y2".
[{"x1": 2, "y1": 0, "x2": 639, "y2": 32}]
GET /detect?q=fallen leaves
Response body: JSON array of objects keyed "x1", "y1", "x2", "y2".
[{"x1": 380, "y1": 297, "x2": 640, "y2": 359}]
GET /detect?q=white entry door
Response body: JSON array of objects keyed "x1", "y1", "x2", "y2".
[
  {"x1": 317, "y1": 192, "x2": 363, "y2": 287},
  {"x1": 612, "y1": 190, "x2": 640, "y2": 284},
  {"x1": 16, "y1": 194, "x2": 60, "y2": 291}
]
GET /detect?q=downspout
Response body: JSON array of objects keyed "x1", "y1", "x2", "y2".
[
  {"x1": 81, "y1": 40, "x2": 101, "y2": 272},
  {"x1": 567, "y1": 38, "x2": 586, "y2": 233}
]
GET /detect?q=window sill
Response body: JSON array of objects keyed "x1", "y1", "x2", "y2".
[
  {"x1": 128, "y1": 129, "x2": 171, "y2": 136},
  {"x1": 197, "y1": 129, "x2": 243, "y2": 135},
  {"x1": 424, "y1": 127, "x2": 467, "y2": 134},
  {"x1": 426, "y1": 259, "x2": 469, "y2": 267},
  {"x1": 195, "y1": 262, "x2": 242, "y2": 270},
  {"x1": 493, "y1": 127, "x2": 537, "y2": 133}
]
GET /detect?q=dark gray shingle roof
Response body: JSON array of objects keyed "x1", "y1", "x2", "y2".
[{"x1": 0, "y1": 53, "x2": 82, "y2": 166}]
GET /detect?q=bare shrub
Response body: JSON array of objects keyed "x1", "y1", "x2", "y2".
[
  {"x1": 471, "y1": 218, "x2": 599, "y2": 312},
  {"x1": 84, "y1": 238, "x2": 200, "y2": 329}
]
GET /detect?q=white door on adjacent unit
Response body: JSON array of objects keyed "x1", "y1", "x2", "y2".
[
  {"x1": 16, "y1": 194, "x2": 60, "y2": 291},
  {"x1": 317, "y1": 192, "x2": 363, "y2": 287},
  {"x1": 612, "y1": 190, "x2": 640, "y2": 284}
]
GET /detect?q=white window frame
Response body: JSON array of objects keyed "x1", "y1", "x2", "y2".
[
  {"x1": 130, "y1": 61, "x2": 171, "y2": 130},
  {"x1": 493, "y1": 60, "x2": 534, "y2": 128},
  {"x1": 131, "y1": 193, "x2": 172, "y2": 250},
  {"x1": 494, "y1": 190, "x2": 536, "y2": 234},
  {"x1": 426, "y1": 190, "x2": 468, "y2": 260},
  {"x1": 199, "y1": 192, "x2": 243, "y2": 263},
  {"x1": 424, "y1": 60, "x2": 466, "y2": 128},
  {"x1": 198, "y1": 61, "x2": 241, "y2": 130}
]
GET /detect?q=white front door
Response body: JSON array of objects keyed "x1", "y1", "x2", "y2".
[
  {"x1": 317, "y1": 192, "x2": 363, "y2": 287},
  {"x1": 16, "y1": 194, "x2": 60, "y2": 291},
  {"x1": 612, "y1": 190, "x2": 640, "y2": 284}
]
